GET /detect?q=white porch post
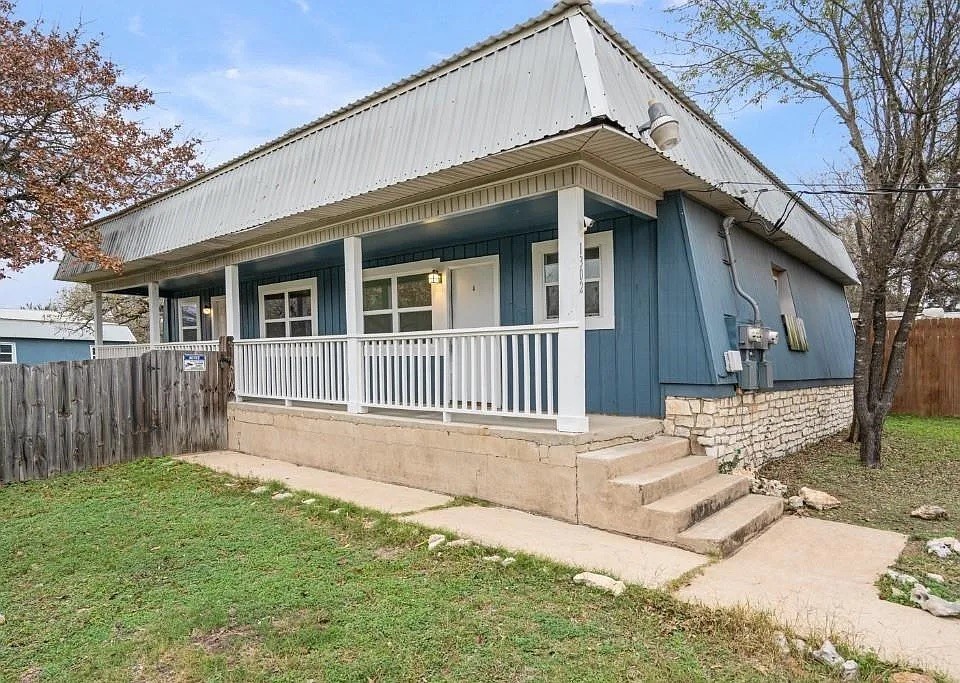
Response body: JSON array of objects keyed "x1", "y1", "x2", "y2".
[
  {"x1": 92, "y1": 290, "x2": 104, "y2": 357},
  {"x1": 556, "y1": 187, "x2": 589, "y2": 433},
  {"x1": 224, "y1": 264, "x2": 241, "y2": 339},
  {"x1": 344, "y1": 236, "x2": 367, "y2": 414},
  {"x1": 147, "y1": 281, "x2": 162, "y2": 346}
]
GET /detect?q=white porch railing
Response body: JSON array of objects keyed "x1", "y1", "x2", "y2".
[
  {"x1": 92, "y1": 341, "x2": 220, "y2": 359},
  {"x1": 231, "y1": 323, "x2": 571, "y2": 421},
  {"x1": 234, "y1": 336, "x2": 348, "y2": 404}
]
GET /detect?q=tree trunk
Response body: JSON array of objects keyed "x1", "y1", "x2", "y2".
[{"x1": 859, "y1": 415, "x2": 883, "y2": 468}]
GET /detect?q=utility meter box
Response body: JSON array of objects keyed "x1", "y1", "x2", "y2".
[
  {"x1": 758, "y1": 360, "x2": 775, "y2": 390},
  {"x1": 740, "y1": 359, "x2": 759, "y2": 391}
]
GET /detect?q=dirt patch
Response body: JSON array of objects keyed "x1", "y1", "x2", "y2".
[
  {"x1": 373, "y1": 546, "x2": 403, "y2": 560},
  {"x1": 190, "y1": 624, "x2": 258, "y2": 655},
  {"x1": 269, "y1": 608, "x2": 330, "y2": 633},
  {"x1": 19, "y1": 666, "x2": 42, "y2": 683}
]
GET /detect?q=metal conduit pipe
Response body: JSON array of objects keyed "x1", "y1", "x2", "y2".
[{"x1": 720, "y1": 216, "x2": 762, "y2": 325}]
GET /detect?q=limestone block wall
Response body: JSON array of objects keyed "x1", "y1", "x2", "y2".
[{"x1": 663, "y1": 384, "x2": 854, "y2": 469}]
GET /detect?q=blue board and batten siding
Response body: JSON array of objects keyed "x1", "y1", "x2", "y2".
[
  {"x1": 657, "y1": 193, "x2": 855, "y2": 397},
  {"x1": 160, "y1": 191, "x2": 853, "y2": 416},
  {"x1": 0, "y1": 338, "x2": 126, "y2": 364}
]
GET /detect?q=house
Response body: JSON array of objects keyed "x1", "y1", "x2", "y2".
[
  {"x1": 0, "y1": 309, "x2": 136, "y2": 364},
  {"x1": 55, "y1": 0, "x2": 856, "y2": 554}
]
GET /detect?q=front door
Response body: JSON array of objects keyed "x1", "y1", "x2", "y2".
[{"x1": 449, "y1": 259, "x2": 500, "y2": 408}]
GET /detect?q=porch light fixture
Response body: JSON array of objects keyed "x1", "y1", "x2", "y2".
[
  {"x1": 639, "y1": 100, "x2": 680, "y2": 151},
  {"x1": 428, "y1": 269, "x2": 443, "y2": 285},
  {"x1": 202, "y1": 306, "x2": 212, "y2": 315}
]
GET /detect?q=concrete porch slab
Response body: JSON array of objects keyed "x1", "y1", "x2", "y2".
[
  {"x1": 177, "y1": 451, "x2": 453, "y2": 514},
  {"x1": 406, "y1": 505, "x2": 708, "y2": 589},
  {"x1": 678, "y1": 516, "x2": 960, "y2": 680}
]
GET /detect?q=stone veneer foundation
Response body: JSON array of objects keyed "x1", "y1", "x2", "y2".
[{"x1": 663, "y1": 384, "x2": 854, "y2": 469}]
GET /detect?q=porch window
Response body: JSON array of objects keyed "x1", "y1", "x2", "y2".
[
  {"x1": 363, "y1": 272, "x2": 433, "y2": 333},
  {"x1": 0, "y1": 342, "x2": 15, "y2": 364},
  {"x1": 177, "y1": 297, "x2": 201, "y2": 342},
  {"x1": 531, "y1": 231, "x2": 615, "y2": 330},
  {"x1": 257, "y1": 278, "x2": 318, "y2": 338}
]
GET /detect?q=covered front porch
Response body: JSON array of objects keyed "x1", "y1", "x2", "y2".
[{"x1": 91, "y1": 181, "x2": 660, "y2": 433}]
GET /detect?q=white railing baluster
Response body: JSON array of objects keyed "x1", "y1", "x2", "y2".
[{"x1": 534, "y1": 332, "x2": 542, "y2": 414}]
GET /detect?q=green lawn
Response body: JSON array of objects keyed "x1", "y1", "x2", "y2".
[
  {"x1": 0, "y1": 459, "x2": 912, "y2": 682},
  {"x1": 762, "y1": 416, "x2": 960, "y2": 605}
]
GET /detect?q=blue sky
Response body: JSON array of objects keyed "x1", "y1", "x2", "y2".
[{"x1": 0, "y1": 0, "x2": 849, "y2": 308}]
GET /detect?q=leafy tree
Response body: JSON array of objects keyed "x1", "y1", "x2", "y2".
[
  {"x1": 46, "y1": 284, "x2": 150, "y2": 342},
  {"x1": 0, "y1": 0, "x2": 202, "y2": 277},
  {"x1": 663, "y1": 0, "x2": 960, "y2": 467}
]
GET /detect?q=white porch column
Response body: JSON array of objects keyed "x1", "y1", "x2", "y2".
[
  {"x1": 224, "y1": 264, "x2": 241, "y2": 339},
  {"x1": 147, "y1": 281, "x2": 162, "y2": 346},
  {"x1": 343, "y1": 236, "x2": 367, "y2": 414},
  {"x1": 92, "y1": 290, "x2": 104, "y2": 352},
  {"x1": 556, "y1": 187, "x2": 589, "y2": 433}
]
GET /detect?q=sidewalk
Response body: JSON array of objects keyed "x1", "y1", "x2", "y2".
[{"x1": 180, "y1": 450, "x2": 960, "y2": 680}]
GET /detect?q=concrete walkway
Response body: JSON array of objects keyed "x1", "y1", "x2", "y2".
[
  {"x1": 181, "y1": 451, "x2": 960, "y2": 680},
  {"x1": 679, "y1": 516, "x2": 960, "y2": 680}
]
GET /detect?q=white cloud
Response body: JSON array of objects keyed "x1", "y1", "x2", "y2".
[
  {"x1": 127, "y1": 14, "x2": 144, "y2": 36},
  {"x1": 290, "y1": 0, "x2": 310, "y2": 14}
]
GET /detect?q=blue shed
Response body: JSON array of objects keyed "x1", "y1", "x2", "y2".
[{"x1": 0, "y1": 309, "x2": 136, "y2": 365}]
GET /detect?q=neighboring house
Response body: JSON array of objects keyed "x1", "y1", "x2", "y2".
[
  {"x1": 0, "y1": 309, "x2": 135, "y2": 364},
  {"x1": 54, "y1": 1, "x2": 857, "y2": 553}
]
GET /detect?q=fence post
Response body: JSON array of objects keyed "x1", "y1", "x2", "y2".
[{"x1": 219, "y1": 336, "x2": 235, "y2": 408}]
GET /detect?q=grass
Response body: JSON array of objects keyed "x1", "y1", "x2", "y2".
[
  {"x1": 762, "y1": 415, "x2": 960, "y2": 606},
  {"x1": 0, "y1": 459, "x2": 921, "y2": 682}
]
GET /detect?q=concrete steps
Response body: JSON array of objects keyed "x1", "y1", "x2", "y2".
[{"x1": 576, "y1": 434, "x2": 782, "y2": 556}]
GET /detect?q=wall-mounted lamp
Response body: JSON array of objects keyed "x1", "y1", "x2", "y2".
[
  {"x1": 428, "y1": 269, "x2": 443, "y2": 285},
  {"x1": 638, "y1": 99, "x2": 681, "y2": 151},
  {"x1": 202, "y1": 306, "x2": 212, "y2": 315}
]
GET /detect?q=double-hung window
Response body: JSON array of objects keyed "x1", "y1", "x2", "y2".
[
  {"x1": 0, "y1": 342, "x2": 16, "y2": 364},
  {"x1": 177, "y1": 297, "x2": 201, "y2": 342},
  {"x1": 363, "y1": 270, "x2": 434, "y2": 334},
  {"x1": 532, "y1": 231, "x2": 615, "y2": 330},
  {"x1": 258, "y1": 278, "x2": 318, "y2": 338}
]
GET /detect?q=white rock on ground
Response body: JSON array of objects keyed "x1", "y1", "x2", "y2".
[
  {"x1": 330, "y1": 508, "x2": 343, "y2": 515},
  {"x1": 926, "y1": 537, "x2": 960, "y2": 559},
  {"x1": 446, "y1": 539, "x2": 473, "y2": 548},
  {"x1": 787, "y1": 495, "x2": 804, "y2": 511},
  {"x1": 925, "y1": 572, "x2": 945, "y2": 584},
  {"x1": 911, "y1": 585, "x2": 960, "y2": 618},
  {"x1": 841, "y1": 659, "x2": 860, "y2": 681},
  {"x1": 792, "y1": 638, "x2": 808, "y2": 654},
  {"x1": 572, "y1": 572, "x2": 626, "y2": 596},
  {"x1": 910, "y1": 505, "x2": 948, "y2": 521},
  {"x1": 427, "y1": 534, "x2": 446, "y2": 550},
  {"x1": 0, "y1": 613, "x2": 5, "y2": 625},
  {"x1": 749, "y1": 477, "x2": 788, "y2": 497},
  {"x1": 271, "y1": 492, "x2": 293, "y2": 501},
  {"x1": 773, "y1": 631, "x2": 791, "y2": 657},
  {"x1": 250, "y1": 485, "x2": 269, "y2": 494},
  {"x1": 301, "y1": 498, "x2": 316, "y2": 505},
  {"x1": 482, "y1": 555, "x2": 502, "y2": 563},
  {"x1": 799, "y1": 487, "x2": 841, "y2": 511},
  {"x1": 811, "y1": 639, "x2": 845, "y2": 667},
  {"x1": 885, "y1": 569, "x2": 919, "y2": 585},
  {"x1": 500, "y1": 557, "x2": 516, "y2": 567}
]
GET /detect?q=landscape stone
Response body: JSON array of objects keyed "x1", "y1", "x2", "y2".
[
  {"x1": 792, "y1": 638, "x2": 808, "y2": 654},
  {"x1": 811, "y1": 639, "x2": 845, "y2": 667},
  {"x1": 572, "y1": 572, "x2": 626, "y2": 596},
  {"x1": 772, "y1": 631, "x2": 791, "y2": 657},
  {"x1": 301, "y1": 498, "x2": 317, "y2": 505},
  {"x1": 841, "y1": 660, "x2": 860, "y2": 681},
  {"x1": 446, "y1": 539, "x2": 473, "y2": 548},
  {"x1": 482, "y1": 555, "x2": 502, "y2": 563},
  {"x1": 885, "y1": 569, "x2": 919, "y2": 585},
  {"x1": 910, "y1": 584, "x2": 960, "y2": 617},
  {"x1": 910, "y1": 504, "x2": 948, "y2": 521},
  {"x1": 250, "y1": 485, "x2": 269, "y2": 494},
  {"x1": 787, "y1": 495, "x2": 804, "y2": 511},
  {"x1": 0, "y1": 613, "x2": 5, "y2": 625},
  {"x1": 751, "y1": 477, "x2": 788, "y2": 498},
  {"x1": 427, "y1": 534, "x2": 446, "y2": 550},
  {"x1": 926, "y1": 537, "x2": 960, "y2": 559},
  {"x1": 271, "y1": 492, "x2": 293, "y2": 501},
  {"x1": 799, "y1": 486, "x2": 841, "y2": 510},
  {"x1": 925, "y1": 572, "x2": 945, "y2": 584},
  {"x1": 500, "y1": 557, "x2": 516, "y2": 567}
]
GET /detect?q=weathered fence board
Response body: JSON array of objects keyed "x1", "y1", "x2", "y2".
[
  {"x1": 887, "y1": 318, "x2": 960, "y2": 417},
  {"x1": 0, "y1": 341, "x2": 232, "y2": 484}
]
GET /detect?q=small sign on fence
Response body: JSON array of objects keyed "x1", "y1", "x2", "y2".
[{"x1": 182, "y1": 353, "x2": 207, "y2": 372}]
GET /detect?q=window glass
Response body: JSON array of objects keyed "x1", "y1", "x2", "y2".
[
  {"x1": 585, "y1": 281, "x2": 601, "y2": 317},
  {"x1": 263, "y1": 293, "x2": 285, "y2": 320},
  {"x1": 398, "y1": 310, "x2": 433, "y2": 332},
  {"x1": 545, "y1": 284, "x2": 559, "y2": 319},
  {"x1": 180, "y1": 304, "x2": 198, "y2": 327},
  {"x1": 543, "y1": 252, "x2": 559, "y2": 285},
  {"x1": 288, "y1": 289, "x2": 311, "y2": 318},
  {"x1": 265, "y1": 321, "x2": 286, "y2": 338},
  {"x1": 584, "y1": 247, "x2": 601, "y2": 280},
  {"x1": 289, "y1": 320, "x2": 312, "y2": 337},
  {"x1": 364, "y1": 314, "x2": 393, "y2": 334},
  {"x1": 178, "y1": 298, "x2": 201, "y2": 342},
  {"x1": 363, "y1": 279, "x2": 391, "y2": 311},
  {"x1": 0, "y1": 343, "x2": 13, "y2": 363},
  {"x1": 397, "y1": 274, "x2": 431, "y2": 308},
  {"x1": 181, "y1": 328, "x2": 199, "y2": 342}
]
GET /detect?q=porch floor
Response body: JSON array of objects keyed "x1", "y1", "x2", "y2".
[{"x1": 235, "y1": 398, "x2": 663, "y2": 449}]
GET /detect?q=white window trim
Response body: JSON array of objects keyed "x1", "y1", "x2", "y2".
[
  {"x1": 209, "y1": 295, "x2": 226, "y2": 339},
  {"x1": 531, "y1": 231, "x2": 615, "y2": 330},
  {"x1": 0, "y1": 341, "x2": 16, "y2": 364},
  {"x1": 362, "y1": 258, "x2": 442, "y2": 333},
  {"x1": 257, "y1": 277, "x2": 319, "y2": 338},
  {"x1": 177, "y1": 296, "x2": 201, "y2": 342}
]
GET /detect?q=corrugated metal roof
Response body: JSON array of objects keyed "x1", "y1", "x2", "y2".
[
  {"x1": 58, "y1": 0, "x2": 856, "y2": 284},
  {"x1": 0, "y1": 310, "x2": 136, "y2": 342}
]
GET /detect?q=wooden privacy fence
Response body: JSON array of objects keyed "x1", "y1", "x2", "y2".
[
  {"x1": 887, "y1": 317, "x2": 960, "y2": 417},
  {"x1": 0, "y1": 340, "x2": 233, "y2": 484}
]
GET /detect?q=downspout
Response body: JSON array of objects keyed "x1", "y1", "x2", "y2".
[{"x1": 720, "y1": 216, "x2": 761, "y2": 325}]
